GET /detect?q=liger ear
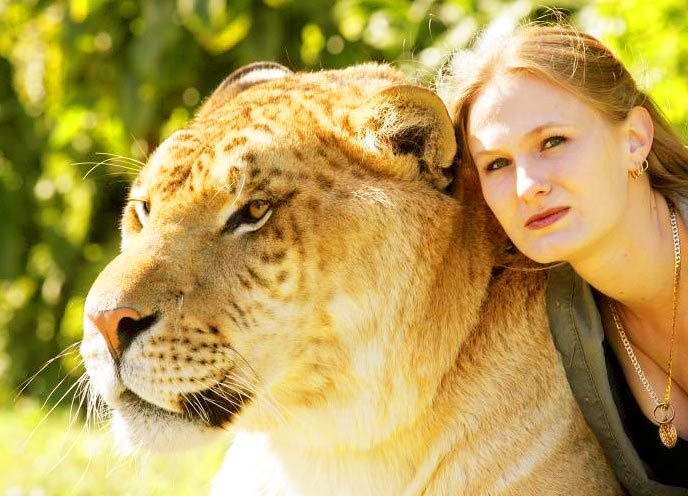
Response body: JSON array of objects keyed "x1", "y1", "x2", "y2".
[
  {"x1": 196, "y1": 61, "x2": 293, "y2": 119},
  {"x1": 349, "y1": 85, "x2": 457, "y2": 190}
]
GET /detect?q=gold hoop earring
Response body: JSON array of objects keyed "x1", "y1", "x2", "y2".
[{"x1": 630, "y1": 159, "x2": 649, "y2": 180}]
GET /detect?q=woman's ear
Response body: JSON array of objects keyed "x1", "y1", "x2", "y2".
[{"x1": 625, "y1": 105, "x2": 654, "y2": 170}]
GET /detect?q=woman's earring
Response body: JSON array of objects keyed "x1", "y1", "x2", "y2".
[{"x1": 629, "y1": 159, "x2": 649, "y2": 179}]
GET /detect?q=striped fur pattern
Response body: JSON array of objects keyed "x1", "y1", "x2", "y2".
[{"x1": 81, "y1": 64, "x2": 622, "y2": 495}]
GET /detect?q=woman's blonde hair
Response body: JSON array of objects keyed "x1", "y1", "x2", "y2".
[{"x1": 436, "y1": 24, "x2": 688, "y2": 202}]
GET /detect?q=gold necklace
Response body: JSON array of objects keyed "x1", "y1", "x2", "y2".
[{"x1": 609, "y1": 202, "x2": 681, "y2": 448}]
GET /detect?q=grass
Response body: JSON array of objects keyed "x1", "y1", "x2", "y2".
[{"x1": 0, "y1": 398, "x2": 229, "y2": 496}]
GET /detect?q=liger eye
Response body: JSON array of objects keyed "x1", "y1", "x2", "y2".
[
  {"x1": 223, "y1": 199, "x2": 273, "y2": 235},
  {"x1": 248, "y1": 200, "x2": 270, "y2": 221},
  {"x1": 132, "y1": 199, "x2": 150, "y2": 226}
]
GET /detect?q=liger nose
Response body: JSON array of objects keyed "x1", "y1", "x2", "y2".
[{"x1": 87, "y1": 307, "x2": 159, "y2": 363}]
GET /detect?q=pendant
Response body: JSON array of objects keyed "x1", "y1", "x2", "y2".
[
  {"x1": 653, "y1": 402, "x2": 677, "y2": 448},
  {"x1": 659, "y1": 422, "x2": 678, "y2": 448}
]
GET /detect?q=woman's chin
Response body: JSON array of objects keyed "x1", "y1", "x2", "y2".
[{"x1": 517, "y1": 238, "x2": 576, "y2": 265}]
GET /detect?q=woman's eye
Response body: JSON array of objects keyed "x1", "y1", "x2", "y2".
[
  {"x1": 542, "y1": 136, "x2": 566, "y2": 150},
  {"x1": 485, "y1": 158, "x2": 510, "y2": 172}
]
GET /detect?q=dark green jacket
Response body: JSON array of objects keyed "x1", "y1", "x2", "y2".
[{"x1": 546, "y1": 261, "x2": 688, "y2": 496}]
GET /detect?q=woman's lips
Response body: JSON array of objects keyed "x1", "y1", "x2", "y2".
[{"x1": 525, "y1": 207, "x2": 570, "y2": 230}]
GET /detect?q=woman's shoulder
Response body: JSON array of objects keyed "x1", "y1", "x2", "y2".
[
  {"x1": 545, "y1": 265, "x2": 688, "y2": 495},
  {"x1": 546, "y1": 194, "x2": 688, "y2": 421}
]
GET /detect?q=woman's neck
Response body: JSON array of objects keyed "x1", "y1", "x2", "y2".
[{"x1": 568, "y1": 188, "x2": 681, "y2": 333}]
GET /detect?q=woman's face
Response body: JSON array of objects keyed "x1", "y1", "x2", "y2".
[{"x1": 467, "y1": 72, "x2": 631, "y2": 264}]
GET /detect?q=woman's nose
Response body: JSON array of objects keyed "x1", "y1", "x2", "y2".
[{"x1": 515, "y1": 162, "x2": 550, "y2": 202}]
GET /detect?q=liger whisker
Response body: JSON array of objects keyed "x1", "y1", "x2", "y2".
[
  {"x1": 39, "y1": 362, "x2": 85, "y2": 413},
  {"x1": 15, "y1": 342, "x2": 82, "y2": 400},
  {"x1": 24, "y1": 373, "x2": 86, "y2": 447},
  {"x1": 95, "y1": 151, "x2": 146, "y2": 168}
]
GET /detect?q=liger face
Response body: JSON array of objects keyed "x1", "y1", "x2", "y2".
[
  {"x1": 467, "y1": 72, "x2": 630, "y2": 264},
  {"x1": 79, "y1": 64, "x2": 463, "y2": 454}
]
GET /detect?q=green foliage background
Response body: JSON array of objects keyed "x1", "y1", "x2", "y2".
[{"x1": 0, "y1": 0, "x2": 687, "y2": 492}]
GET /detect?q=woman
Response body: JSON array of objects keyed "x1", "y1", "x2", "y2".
[{"x1": 437, "y1": 25, "x2": 688, "y2": 494}]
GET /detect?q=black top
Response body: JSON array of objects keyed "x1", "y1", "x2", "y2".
[{"x1": 603, "y1": 339, "x2": 688, "y2": 488}]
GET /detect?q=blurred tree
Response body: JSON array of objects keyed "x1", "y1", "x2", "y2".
[
  {"x1": 590, "y1": 0, "x2": 688, "y2": 135},
  {"x1": 0, "y1": 0, "x2": 684, "y2": 404}
]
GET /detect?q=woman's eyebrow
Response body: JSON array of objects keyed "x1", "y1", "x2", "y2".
[
  {"x1": 474, "y1": 148, "x2": 505, "y2": 157},
  {"x1": 474, "y1": 121, "x2": 570, "y2": 156},
  {"x1": 524, "y1": 121, "x2": 569, "y2": 138}
]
